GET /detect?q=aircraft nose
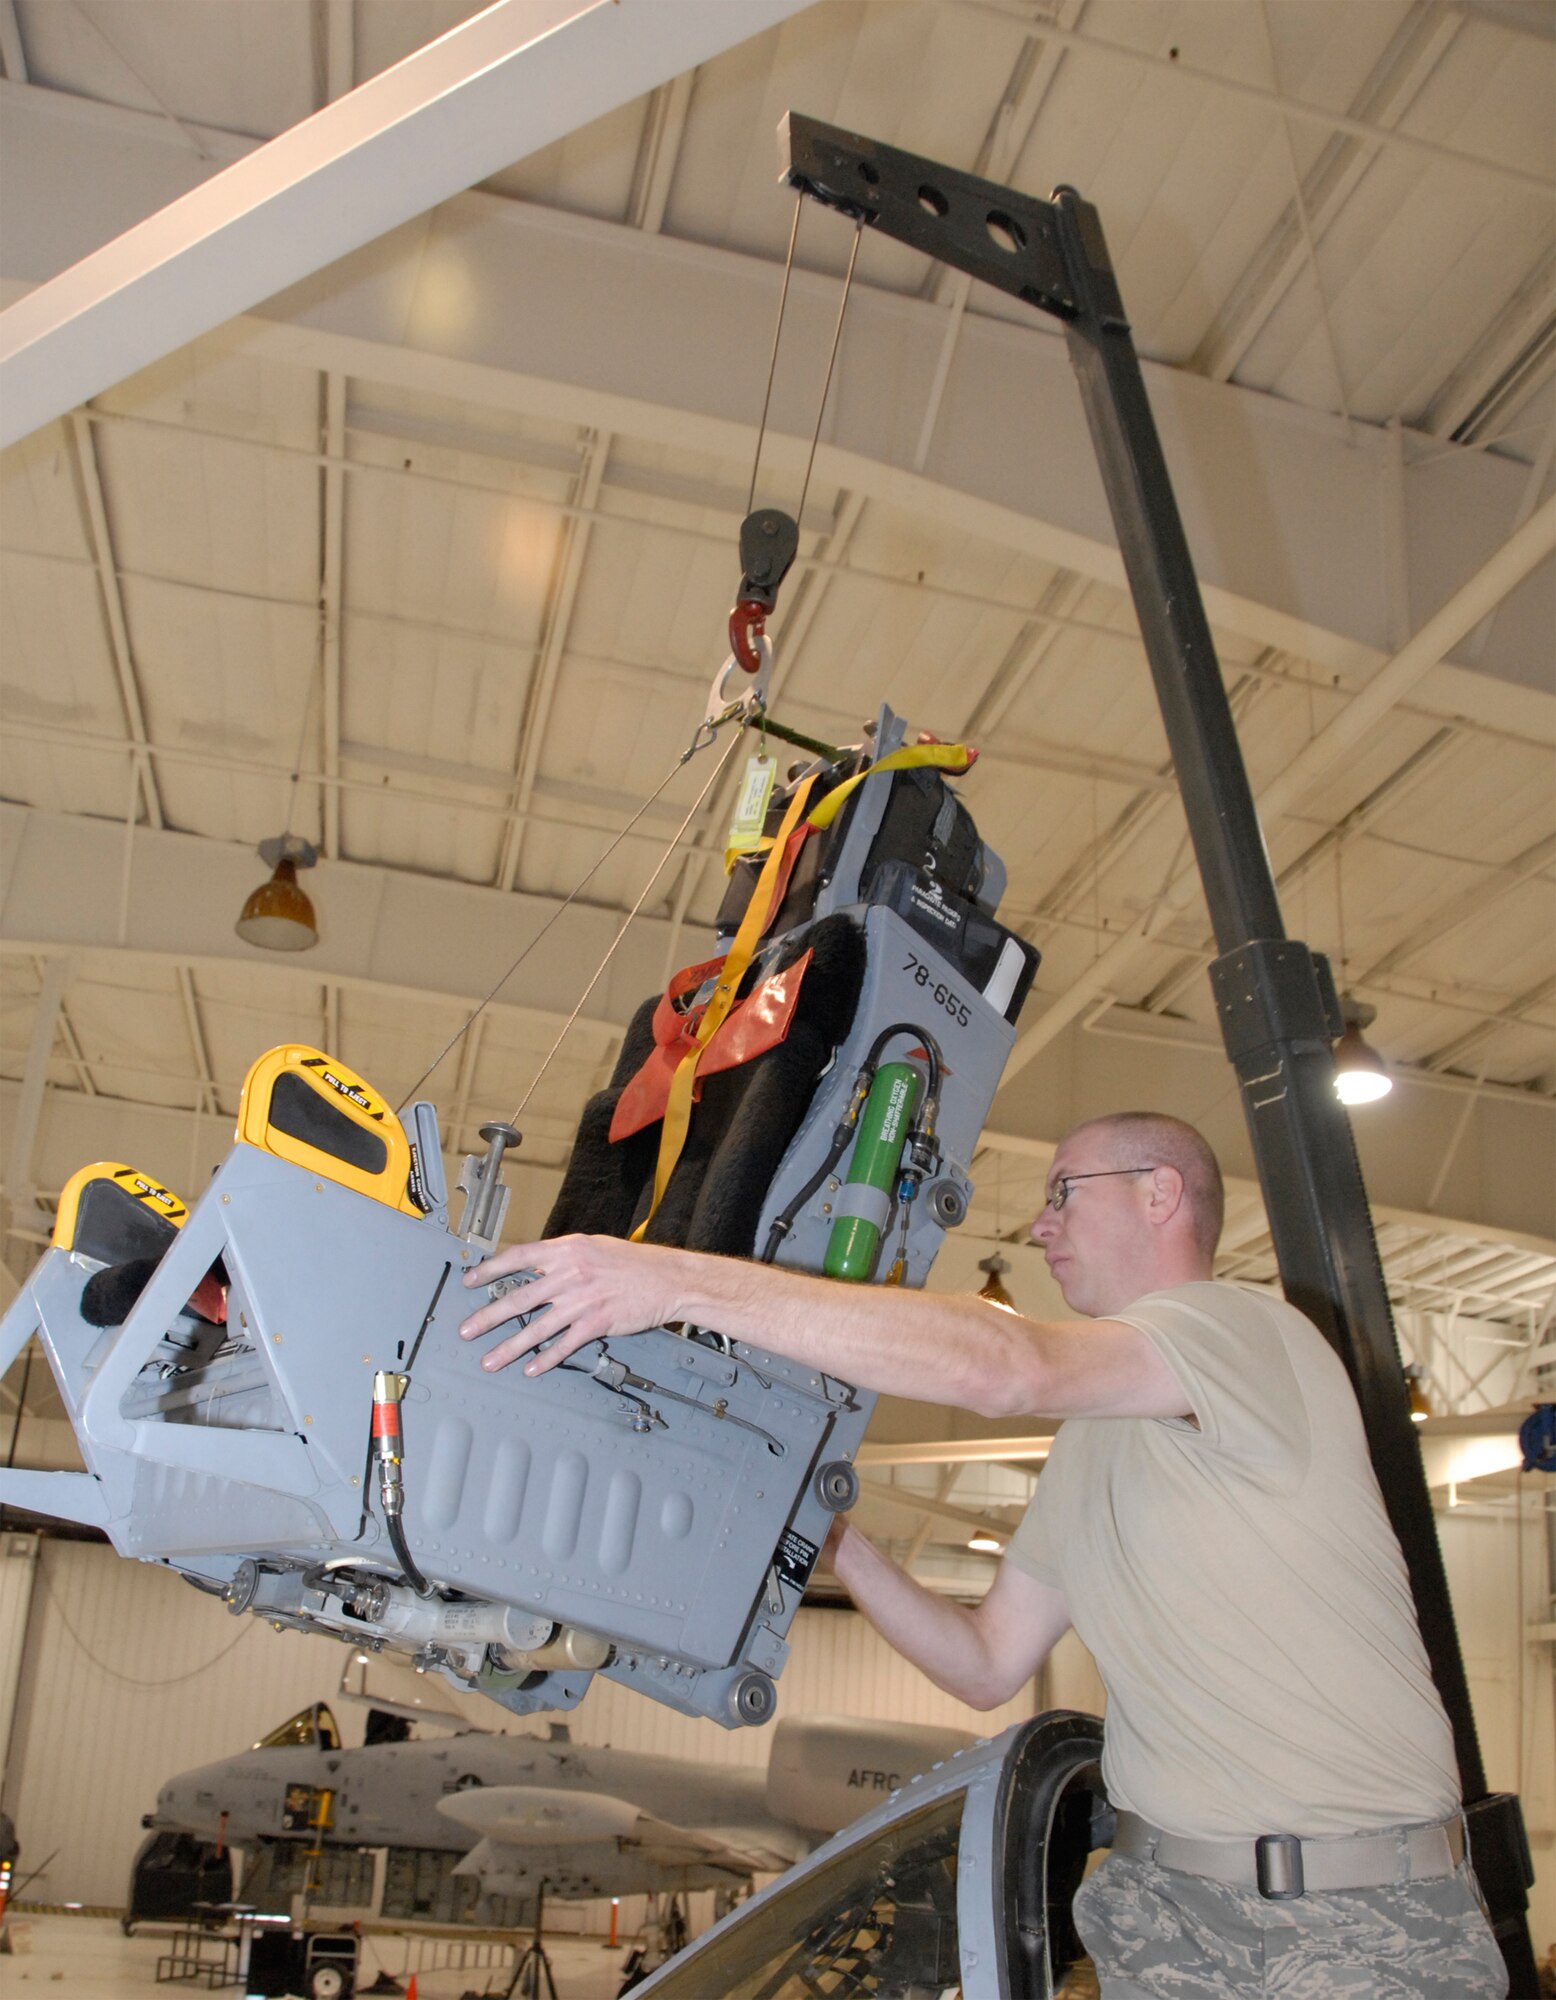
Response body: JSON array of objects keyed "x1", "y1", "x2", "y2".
[
  {"x1": 151, "y1": 1777, "x2": 188, "y2": 1827},
  {"x1": 152, "y1": 1763, "x2": 226, "y2": 1834}
]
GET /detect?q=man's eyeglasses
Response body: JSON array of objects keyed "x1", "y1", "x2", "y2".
[{"x1": 1044, "y1": 1166, "x2": 1158, "y2": 1212}]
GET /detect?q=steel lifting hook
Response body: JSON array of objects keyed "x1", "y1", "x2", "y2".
[{"x1": 729, "y1": 509, "x2": 799, "y2": 674}]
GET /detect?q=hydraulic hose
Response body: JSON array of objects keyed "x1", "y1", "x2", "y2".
[{"x1": 371, "y1": 1371, "x2": 435, "y2": 1598}]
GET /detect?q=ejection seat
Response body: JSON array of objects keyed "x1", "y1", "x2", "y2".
[{"x1": 0, "y1": 706, "x2": 1037, "y2": 1729}]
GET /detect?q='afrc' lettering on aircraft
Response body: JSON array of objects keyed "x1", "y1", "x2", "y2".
[{"x1": 847, "y1": 1769, "x2": 900, "y2": 1791}]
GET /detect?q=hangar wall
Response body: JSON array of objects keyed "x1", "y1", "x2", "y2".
[
  {"x1": 1438, "y1": 1498, "x2": 1556, "y2": 1954},
  {"x1": 0, "y1": 1536, "x2": 1037, "y2": 1920},
  {"x1": 3, "y1": 1509, "x2": 1550, "y2": 1953}
]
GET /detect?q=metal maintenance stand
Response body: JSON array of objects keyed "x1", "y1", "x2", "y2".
[
  {"x1": 501, "y1": 1880, "x2": 559, "y2": 2000},
  {"x1": 776, "y1": 111, "x2": 1536, "y2": 1987}
]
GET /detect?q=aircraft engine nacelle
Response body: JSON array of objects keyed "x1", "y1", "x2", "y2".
[{"x1": 764, "y1": 1715, "x2": 979, "y2": 1834}]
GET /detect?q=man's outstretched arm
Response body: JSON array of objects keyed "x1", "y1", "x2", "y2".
[
  {"x1": 825, "y1": 1521, "x2": 1071, "y2": 1710},
  {"x1": 458, "y1": 1232, "x2": 1189, "y2": 1421}
]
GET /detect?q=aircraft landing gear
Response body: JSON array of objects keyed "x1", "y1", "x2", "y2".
[{"x1": 616, "y1": 1892, "x2": 689, "y2": 1995}]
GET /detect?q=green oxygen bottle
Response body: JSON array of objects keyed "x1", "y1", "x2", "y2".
[{"x1": 824, "y1": 1061, "x2": 920, "y2": 1280}]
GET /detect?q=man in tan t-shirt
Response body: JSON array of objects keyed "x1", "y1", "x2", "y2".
[{"x1": 460, "y1": 1110, "x2": 1506, "y2": 1996}]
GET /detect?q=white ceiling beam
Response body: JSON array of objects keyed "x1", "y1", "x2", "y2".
[
  {"x1": 1449, "y1": 0, "x2": 1556, "y2": 41},
  {"x1": 0, "y1": 713, "x2": 754, "y2": 857},
  {"x1": 3, "y1": 104, "x2": 1551, "y2": 698},
  {"x1": 1357, "y1": 830, "x2": 1556, "y2": 988},
  {"x1": 859, "y1": 1437, "x2": 1053, "y2": 1467},
  {"x1": 174, "y1": 965, "x2": 219, "y2": 1120},
  {"x1": 31, "y1": 699, "x2": 1494, "y2": 1046},
  {"x1": 856, "y1": 1477, "x2": 1014, "y2": 1546},
  {"x1": 49, "y1": 972, "x2": 96, "y2": 1101},
  {"x1": 4, "y1": 957, "x2": 69, "y2": 1248},
  {"x1": 1418, "y1": 245, "x2": 1556, "y2": 444},
  {"x1": 974, "y1": 1127, "x2": 1556, "y2": 1270},
  {"x1": 311, "y1": 0, "x2": 356, "y2": 867},
  {"x1": 993, "y1": 496, "x2": 1556, "y2": 1090},
  {"x1": 0, "y1": 1067, "x2": 585, "y2": 1162},
  {"x1": 496, "y1": 430, "x2": 611, "y2": 890},
  {"x1": 0, "y1": 0, "x2": 813, "y2": 448},
  {"x1": 912, "y1": 0, "x2": 1081, "y2": 465},
  {"x1": 1424, "y1": 974, "x2": 1556, "y2": 1076},
  {"x1": 68, "y1": 411, "x2": 164, "y2": 832},
  {"x1": 15, "y1": 702, "x2": 1216, "y2": 904},
  {"x1": 1028, "y1": 672, "x2": 1263, "y2": 948},
  {"x1": 1139, "y1": 721, "x2": 1462, "y2": 1016},
  {"x1": 319, "y1": 371, "x2": 346, "y2": 861},
  {"x1": 1067, "y1": 997, "x2": 1555, "y2": 1109},
  {"x1": 0, "y1": 0, "x2": 27, "y2": 84},
  {"x1": 1194, "y1": 5, "x2": 1464, "y2": 385},
  {"x1": 954, "y1": 1, "x2": 1554, "y2": 198},
  {"x1": 902, "y1": 1466, "x2": 960, "y2": 1571},
  {"x1": 3, "y1": 1020, "x2": 1550, "y2": 1298},
  {"x1": 225, "y1": 214, "x2": 1556, "y2": 700},
  {"x1": 0, "y1": 1082, "x2": 574, "y2": 1251},
  {"x1": 324, "y1": 0, "x2": 355, "y2": 107},
  {"x1": 0, "y1": 804, "x2": 671, "y2": 1042},
  {"x1": 627, "y1": 71, "x2": 694, "y2": 237}
]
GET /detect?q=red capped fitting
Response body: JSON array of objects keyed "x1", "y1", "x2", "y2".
[{"x1": 371, "y1": 1371, "x2": 410, "y2": 1513}]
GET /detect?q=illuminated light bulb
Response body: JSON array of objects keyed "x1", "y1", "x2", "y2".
[{"x1": 1333, "y1": 999, "x2": 1392, "y2": 1105}]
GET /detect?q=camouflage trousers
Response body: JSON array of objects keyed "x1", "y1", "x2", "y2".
[{"x1": 1071, "y1": 1852, "x2": 1508, "y2": 1997}]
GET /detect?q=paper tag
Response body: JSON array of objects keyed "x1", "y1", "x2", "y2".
[{"x1": 725, "y1": 753, "x2": 778, "y2": 864}]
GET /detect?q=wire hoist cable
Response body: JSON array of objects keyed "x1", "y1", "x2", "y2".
[
  {"x1": 400, "y1": 196, "x2": 867, "y2": 1138},
  {"x1": 398, "y1": 709, "x2": 747, "y2": 1112},
  {"x1": 728, "y1": 201, "x2": 864, "y2": 678},
  {"x1": 510, "y1": 723, "x2": 747, "y2": 1123}
]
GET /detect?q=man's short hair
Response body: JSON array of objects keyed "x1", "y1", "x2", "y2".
[{"x1": 1070, "y1": 1112, "x2": 1225, "y2": 1259}]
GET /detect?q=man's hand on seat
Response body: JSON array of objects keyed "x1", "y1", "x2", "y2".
[{"x1": 459, "y1": 1234, "x2": 687, "y2": 1375}]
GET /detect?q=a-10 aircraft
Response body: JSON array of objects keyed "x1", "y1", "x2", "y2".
[{"x1": 148, "y1": 1700, "x2": 977, "y2": 1915}]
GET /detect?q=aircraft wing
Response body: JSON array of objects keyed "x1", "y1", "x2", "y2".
[{"x1": 436, "y1": 1785, "x2": 781, "y2": 1876}]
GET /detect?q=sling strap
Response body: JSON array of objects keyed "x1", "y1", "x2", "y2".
[
  {"x1": 804, "y1": 741, "x2": 976, "y2": 832},
  {"x1": 630, "y1": 774, "x2": 818, "y2": 1241}
]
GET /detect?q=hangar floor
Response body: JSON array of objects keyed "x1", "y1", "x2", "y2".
[{"x1": 2, "y1": 1910, "x2": 640, "y2": 1998}]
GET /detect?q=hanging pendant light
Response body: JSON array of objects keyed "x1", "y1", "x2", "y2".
[
  {"x1": 1334, "y1": 994, "x2": 1391, "y2": 1105},
  {"x1": 237, "y1": 835, "x2": 319, "y2": 952},
  {"x1": 1403, "y1": 1364, "x2": 1432, "y2": 1424},
  {"x1": 976, "y1": 1251, "x2": 1018, "y2": 1313}
]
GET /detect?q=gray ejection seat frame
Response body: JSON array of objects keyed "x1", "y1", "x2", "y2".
[{"x1": 0, "y1": 707, "x2": 1033, "y2": 1729}]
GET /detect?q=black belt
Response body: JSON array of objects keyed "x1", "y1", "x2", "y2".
[{"x1": 1113, "y1": 1808, "x2": 1466, "y2": 1899}]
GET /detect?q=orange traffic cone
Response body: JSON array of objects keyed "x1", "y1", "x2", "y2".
[{"x1": 406, "y1": 1978, "x2": 417, "y2": 2000}]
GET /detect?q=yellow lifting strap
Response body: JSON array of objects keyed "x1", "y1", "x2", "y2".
[
  {"x1": 631, "y1": 773, "x2": 818, "y2": 1242},
  {"x1": 725, "y1": 741, "x2": 975, "y2": 875},
  {"x1": 805, "y1": 742, "x2": 975, "y2": 833}
]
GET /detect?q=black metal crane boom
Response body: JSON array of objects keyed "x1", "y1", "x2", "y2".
[{"x1": 778, "y1": 110, "x2": 1535, "y2": 1990}]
